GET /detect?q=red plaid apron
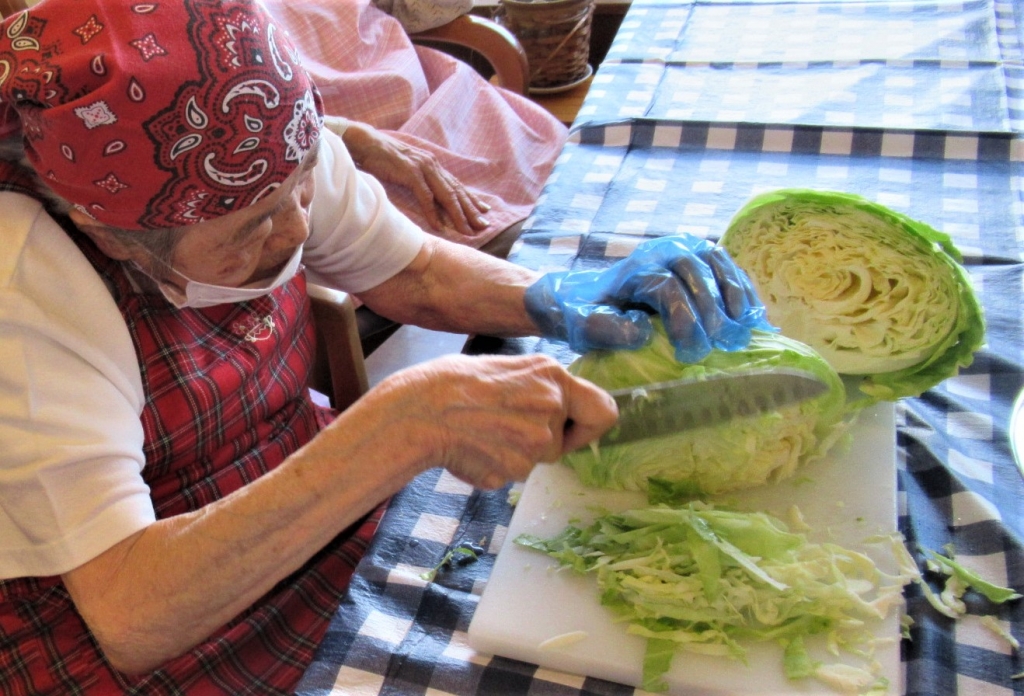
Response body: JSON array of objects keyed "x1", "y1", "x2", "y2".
[{"x1": 0, "y1": 165, "x2": 380, "y2": 695}]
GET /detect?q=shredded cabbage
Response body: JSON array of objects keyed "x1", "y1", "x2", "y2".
[
  {"x1": 563, "y1": 324, "x2": 850, "y2": 496},
  {"x1": 515, "y1": 503, "x2": 910, "y2": 693},
  {"x1": 921, "y1": 547, "x2": 1022, "y2": 615},
  {"x1": 720, "y1": 189, "x2": 984, "y2": 402}
]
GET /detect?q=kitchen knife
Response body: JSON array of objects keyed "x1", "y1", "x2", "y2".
[{"x1": 600, "y1": 367, "x2": 829, "y2": 446}]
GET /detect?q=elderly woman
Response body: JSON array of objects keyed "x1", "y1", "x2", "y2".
[{"x1": 0, "y1": 1, "x2": 769, "y2": 694}]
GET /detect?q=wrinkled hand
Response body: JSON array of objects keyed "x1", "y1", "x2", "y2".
[
  {"x1": 357, "y1": 354, "x2": 617, "y2": 490},
  {"x1": 524, "y1": 235, "x2": 775, "y2": 363},
  {"x1": 334, "y1": 119, "x2": 491, "y2": 236}
]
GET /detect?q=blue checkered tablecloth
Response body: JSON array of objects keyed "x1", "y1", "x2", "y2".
[
  {"x1": 582, "y1": 0, "x2": 1024, "y2": 133},
  {"x1": 295, "y1": 1, "x2": 1024, "y2": 694}
]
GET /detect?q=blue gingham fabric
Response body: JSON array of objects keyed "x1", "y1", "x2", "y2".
[
  {"x1": 295, "y1": 1, "x2": 1023, "y2": 694},
  {"x1": 581, "y1": 0, "x2": 1024, "y2": 133}
]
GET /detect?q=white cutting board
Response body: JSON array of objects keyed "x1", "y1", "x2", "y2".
[{"x1": 468, "y1": 403, "x2": 900, "y2": 695}]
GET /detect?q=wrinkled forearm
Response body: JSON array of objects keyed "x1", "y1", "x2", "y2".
[
  {"x1": 61, "y1": 395, "x2": 425, "y2": 675},
  {"x1": 358, "y1": 236, "x2": 541, "y2": 336},
  {"x1": 60, "y1": 333, "x2": 615, "y2": 675}
]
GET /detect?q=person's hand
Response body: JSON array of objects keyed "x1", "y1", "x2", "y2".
[
  {"x1": 333, "y1": 119, "x2": 491, "y2": 236},
  {"x1": 523, "y1": 235, "x2": 775, "y2": 363},
  {"x1": 351, "y1": 353, "x2": 618, "y2": 490}
]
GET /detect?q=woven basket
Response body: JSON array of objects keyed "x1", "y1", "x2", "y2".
[{"x1": 497, "y1": 0, "x2": 595, "y2": 90}]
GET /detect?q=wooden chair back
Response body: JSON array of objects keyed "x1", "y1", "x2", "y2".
[
  {"x1": 0, "y1": 0, "x2": 27, "y2": 17},
  {"x1": 410, "y1": 14, "x2": 529, "y2": 95},
  {"x1": 307, "y1": 284, "x2": 370, "y2": 411}
]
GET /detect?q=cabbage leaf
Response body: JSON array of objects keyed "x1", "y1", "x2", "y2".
[
  {"x1": 720, "y1": 189, "x2": 984, "y2": 402},
  {"x1": 563, "y1": 324, "x2": 850, "y2": 496}
]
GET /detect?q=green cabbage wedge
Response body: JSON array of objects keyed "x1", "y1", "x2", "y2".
[
  {"x1": 720, "y1": 189, "x2": 984, "y2": 401},
  {"x1": 563, "y1": 325, "x2": 850, "y2": 496}
]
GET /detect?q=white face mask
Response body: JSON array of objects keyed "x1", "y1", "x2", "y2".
[{"x1": 141, "y1": 244, "x2": 305, "y2": 309}]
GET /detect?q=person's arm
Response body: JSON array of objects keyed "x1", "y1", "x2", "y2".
[
  {"x1": 354, "y1": 233, "x2": 774, "y2": 366},
  {"x1": 60, "y1": 350, "x2": 616, "y2": 675},
  {"x1": 357, "y1": 234, "x2": 540, "y2": 337},
  {"x1": 327, "y1": 116, "x2": 491, "y2": 237}
]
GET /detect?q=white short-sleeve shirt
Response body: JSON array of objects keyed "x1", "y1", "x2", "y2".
[{"x1": 0, "y1": 129, "x2": 425, "y2": 580}]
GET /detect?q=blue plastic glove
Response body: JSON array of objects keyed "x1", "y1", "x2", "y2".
[{"x1": 524, "y1": 235, "x2": 775, "y2": 363}]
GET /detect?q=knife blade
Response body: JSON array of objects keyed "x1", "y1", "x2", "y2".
[{"x1": 600, "y1": 367, "x2": 829, "y2": 446}]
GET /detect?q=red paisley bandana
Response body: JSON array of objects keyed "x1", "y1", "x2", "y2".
[{"x1": 0, "y1": 0, "x2": 323, "y2": 230}]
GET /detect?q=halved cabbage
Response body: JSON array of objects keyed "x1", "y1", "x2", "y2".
[
  {"x1": 563, "y1": 324, "x2": 850, "y2": 496},
  {"x1": 720, "y1": 189, "x2": 984, "y2": 401}
]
